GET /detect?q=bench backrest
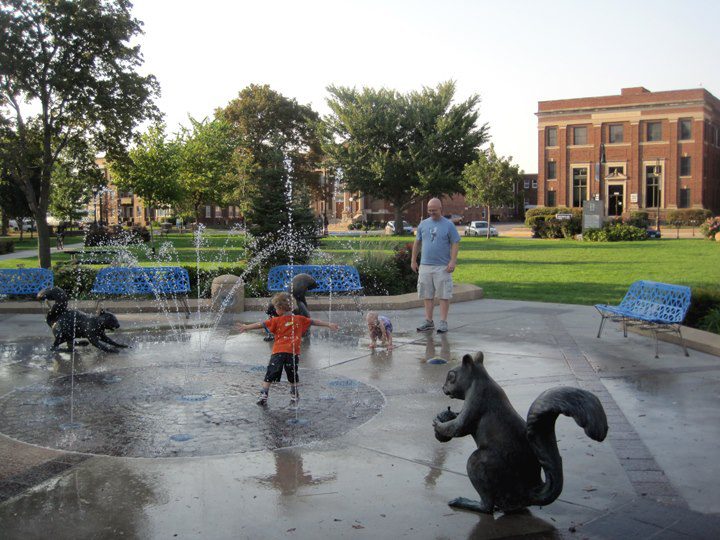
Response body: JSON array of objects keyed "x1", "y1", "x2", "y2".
[
  {"x1": 0, "y1": 268, "x2": 54, "y2": 295},
  {"x1": 267, "y1": 265, "x2": 362, "y2": 293},
  {"x1": 91, "y1": 266, "x2": 190, "y2": 295},
  {"x1": 619, "y1": 280, "x2": 691, "y2": 323}
]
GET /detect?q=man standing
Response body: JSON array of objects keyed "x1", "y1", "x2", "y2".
[{"x1": 411, "y1": 198, "x2": 460, "y2": 333}]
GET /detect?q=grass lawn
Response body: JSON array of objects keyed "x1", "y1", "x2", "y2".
[
  {"x1": 2, "y1": 232, "x2": 718, "y2": 306},
  {"x1": 451, "y1": 237, "x2": 720, "y2": 305}
]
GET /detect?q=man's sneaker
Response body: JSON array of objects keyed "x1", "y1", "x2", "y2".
[
  {"x1": 436, "y1": 320, "x2": 449, "y2": 334},
  {"x1": 256, "y1": 392, "x2": 268, "y2": 406},
  {"x1": 417, "y1": 320, "x2": 435, "y2": 332}
]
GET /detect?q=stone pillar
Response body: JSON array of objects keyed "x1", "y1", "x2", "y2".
[{"x1": 211, "y1": 274, "x2": 244, "y2": 313}]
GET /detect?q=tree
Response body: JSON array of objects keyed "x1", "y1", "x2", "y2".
[
  {"x1": 322, "y1": 81, "x2": 488, "y2": 233},
  {"x1": 0, "y1": 0, "x2": 159, "y2": 267},
  {"x1": 111, "y1": 123, "x2": 182, "y2": 241},
  {"x1": 0, "y1": 167, "x2": 33, "y2": 239},
  {"x1": 49, "y1": 162, "x2": 94, "y2": 224},
  {"x1": 176, "y1": 117, "x2": 235, "y2": 224},
  {"x1": 49, "y1": 138, "x2": 103, "y2": 224},
  {"x1": 218, "y1": 85, "x2": 321, "y2": 264},
  {"x1": 461, "y1": 144, "x2": 524, "y2": 237}
]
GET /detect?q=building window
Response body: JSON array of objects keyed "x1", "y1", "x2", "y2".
[
  {"x1": 524, "y1": 178, "x2": 530, "y2": 188},
  {"x1": 645, "y1": 165, "x2": 662, "y2": 208},
  {"x1": 679, "y1": 119, "x2": 692, "y2": 140},
  {"x1": 680, "y1": 156, "x2": 691, "y2": 176},
  {"x1": 571, "y1": 167, "x2": 588, "y2": 207},
  {"x1": 205, "y1": 205, "x2": 212, "y2": 218},
  {"x1": 572, "y1": 126, "x2": 588, "y2": 145},
  {"x1": 532, "y1": 179, "x2": 537, "y2": 188},
  {"x1": 608, "y1": 124, "x2": 624, "y2": 143},
  {"x1": 607, "y1": 165, "x2": 625, "y2": 177},
  {"x1": 546, "y1": 127, "x2": 557, "y2": 147},
  {"x1": 646, "y1": 121, "x2": 662, "y2": 142},
  {"x1": 547, "y1": 161, "x2": 557, "y2": 180},
  {"x1": 547, "y1": 191, "x2": 556, "y2": 207},
  {"x1": 678, "y1": 188, "x2": 690, "y2": 208}
]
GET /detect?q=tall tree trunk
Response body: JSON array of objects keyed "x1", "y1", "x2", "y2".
[
  {"x1": 486, "y1": 204, "x2": 491, "y2": 239},
  {"x1": 394, "y1": 206, "x2": 403, "y2": 236},
  {"x1": 36, "y1": 216, "x2": 52, "y2": 268}
]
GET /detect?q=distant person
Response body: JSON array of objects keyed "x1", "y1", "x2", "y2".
[
  {"x1": 366, "y1": 311, "x2": 393, "y2": 350},
  {"x1": 55, "y1": 224, "x2": 65, "y2": 250},
  {"x1": 237, "y1": 292, "x2": 339, "y2": 406},
  {"x1": 411, "y1": 198, "x2": 460, "y2": 334}
]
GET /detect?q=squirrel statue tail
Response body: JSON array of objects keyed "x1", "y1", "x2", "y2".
[{"x1": 525, "y1": 386, "x2": 608, "y2": 506}]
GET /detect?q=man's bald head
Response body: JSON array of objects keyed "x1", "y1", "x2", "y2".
[{"x1": 427, "y1": 198, "x2": 442, "y2": 220}]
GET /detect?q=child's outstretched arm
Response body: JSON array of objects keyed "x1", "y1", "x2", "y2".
[
  {"x1": 237, "y1": 321, "x2": 265, "y2": 333},
  {"x1": 311, "y1": 319, "x2": 339, "y2": 331}
]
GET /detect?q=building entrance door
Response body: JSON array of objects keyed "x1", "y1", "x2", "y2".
[{"x1": 608, "y1": 185, "x2": 624, "y2": 216}]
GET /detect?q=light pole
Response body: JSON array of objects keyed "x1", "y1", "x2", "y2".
[{"x1": 653, "y1": 160, "x2": 661, "y2": 233}]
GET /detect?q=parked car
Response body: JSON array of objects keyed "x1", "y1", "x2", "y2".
[
  {"x1": 444, "y1": 214, "x2": 464, "y2": 225},
  {"x1": 645, "y1": 228, "x2": 662, "y2": 239},
  {"x1": 384, "y1": 220, "x2": 414, "y2": 235},
  {"x1": 8, "y1": 218, "x2": 35, "y2": 232},
  {"x1": 464, "y1": 220, "x2": 498, "y2": 237}
]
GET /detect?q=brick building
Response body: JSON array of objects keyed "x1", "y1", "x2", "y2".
[{"x1": 537, "y1": 87, "x2": 720, "y2": 217}]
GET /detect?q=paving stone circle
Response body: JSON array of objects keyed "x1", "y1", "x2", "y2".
[{"x1": 0, "y1": 362, "x2": 384, "y2": 458}]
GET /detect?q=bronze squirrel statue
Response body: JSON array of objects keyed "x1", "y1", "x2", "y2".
[
  {"x1": 433, "y1": 351, "x2": 608, "y2": 513},
  {"x1": 37, "y1": 287, "x2": 128, "y2": 353}
]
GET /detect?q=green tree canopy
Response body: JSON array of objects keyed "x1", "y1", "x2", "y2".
[
  {"x1": 461, "y1": 144, "x2": 524, "y2": 235},
  {"x1": 111, "y1": 123, "x2": 182, "y2": 238},
  {"x1": 217, "y1": 85, "x2": 321, "y2": 265},
  {"x1": 322, "y1": 81, "x2": 488, "y2": 231},
  {"x1": 176, "y1": 117, "x2": 236, "y2": 224},
  {"x1": 0, "y1": 0, "x2": 159, "y2": 267}
]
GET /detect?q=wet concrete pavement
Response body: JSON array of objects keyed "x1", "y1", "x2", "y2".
[{"x1": 1, "y1": 299, "x2": 719, "y2": 539}]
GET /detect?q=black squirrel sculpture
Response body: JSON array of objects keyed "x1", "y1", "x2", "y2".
[
  {"x1": 37, "y1": 287, "x2": 128, "y2": 353},
  {"x1": 266, "y1": 273, "x2": 317, "y2": 318},
  {"x1": 433, "y1": 351, "x2": 608, "y2": 513}
]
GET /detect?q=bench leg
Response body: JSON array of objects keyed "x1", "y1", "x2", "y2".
[
  {"x1": 352, "y1": 293, "x2": 363, "y2": 315},
  {"x1": 677, "y1": 326, "x2": 690, "y2": 357},
  {"x1": 181, "y1": 296, "x2": 190, "y2": 319},
  {"x1": 622, "y1": 317, "x2": 628, "y2": 338},
  {"x1": 94, "y1": 298, "x2": 102, "y2": 314},
  {"x1": 596, "y1": 315, "x2": 607, "y2": 338},
  {"x1": 654, "y1": 329, "x2": 660, "y2": 359}
]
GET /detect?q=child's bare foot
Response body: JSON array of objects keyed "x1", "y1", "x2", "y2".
[{"x1": 369, "y1": 342, "x2": 376, "y2": 349}]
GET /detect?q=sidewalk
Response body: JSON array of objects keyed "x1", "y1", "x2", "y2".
[
  {"x1": 0, "y1": 297, "x2": 719, "y2": 538},
  {"x1": 0, "y1": 242, "x2": 83, "y2": 261}
]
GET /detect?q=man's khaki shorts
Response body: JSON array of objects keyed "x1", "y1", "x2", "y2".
[{"x1": 417, "y1": 265, "x2": 453, "y2": 300}]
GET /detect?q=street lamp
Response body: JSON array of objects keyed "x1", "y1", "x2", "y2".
[{"x1": 653, "y1": 160, "x2": 661, "y2": 233}]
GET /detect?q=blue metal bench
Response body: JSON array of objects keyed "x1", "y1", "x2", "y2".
[
  {"x1": 267, "y1": 265, "x2": 363, "y2": 311},
  {"x1": 0, "y1": 268, "x2": 54, "y2": 296},
  {"x1": 91, "y1": 266, "x2": 191, "y2": 317},
  {"x1": 595, "y1": 280, "x2": 691, "y2": 358}
]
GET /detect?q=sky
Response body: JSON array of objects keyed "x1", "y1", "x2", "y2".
[{"x1": 131, "y1": 0, "x2": 720, "y2": 173}]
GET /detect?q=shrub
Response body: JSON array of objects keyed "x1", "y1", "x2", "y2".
[
  {"x1": 666, "y1": 209, "x2": 713, "y2": 226},
  {"x1": 625, "y1": 211, "x2": 650, "y2": 229},
  {"x1": 685, "y1": 287, "x2": 720, "y2": 329},
  {"x1": 526, "y1": 207, "x2": 581, "y2": 238},
  {"x1": 0, "y1": 239, "x2": 15, "y2": 254},
  {"x1": 699, "y1": 217, "x2": 720, "y2": 239},
  {"x1": 699, "y1": 308, "x2": 720, "y2": 335},
  {"x1": 52, "y1": 262, "x2": 98, "y2": 297},
  {"x1": 583, "y1": 223, "x2": 648, "y2": 242}
]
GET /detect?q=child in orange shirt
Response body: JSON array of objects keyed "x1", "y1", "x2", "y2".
[{"x1": 238, "y1": 292, "x2": 339, "y2": 406}]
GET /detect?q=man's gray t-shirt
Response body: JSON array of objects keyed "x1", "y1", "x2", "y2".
[{"x1": 416, "y1": 216, "x2": 461, "y2": 266}]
